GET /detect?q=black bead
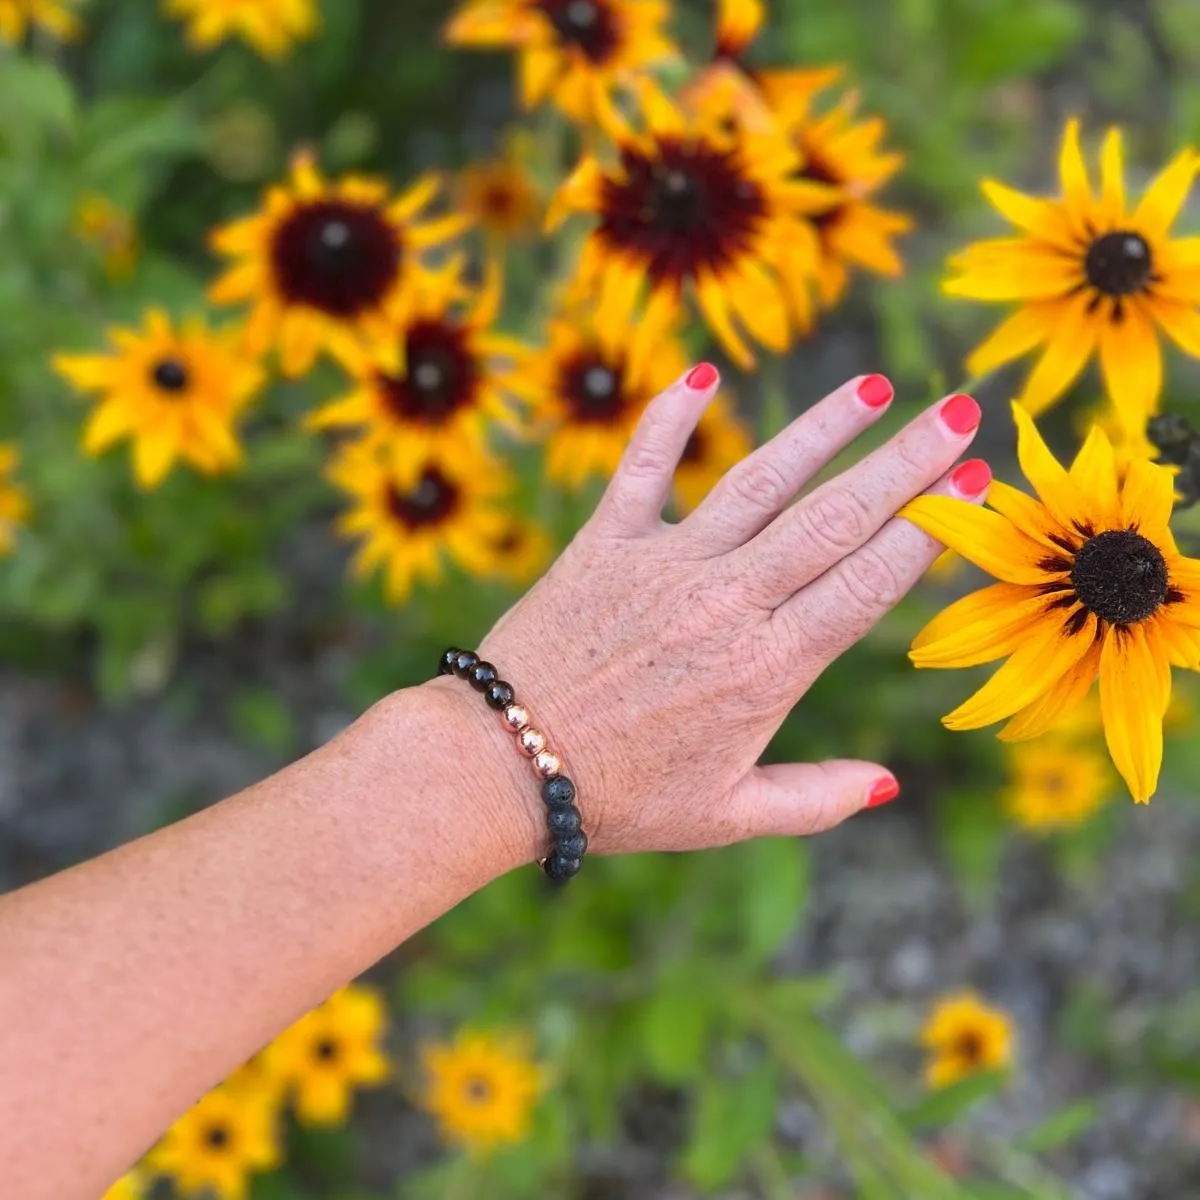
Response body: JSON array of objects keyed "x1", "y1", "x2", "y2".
[
  {"x1": 453, "y1": 650, "x2": 478, "y2": 678},
  {"x1": 544, "y1": 853, "x2": 583, "y2": 883},
  {"x1": 541, "y1": 775, "x2": 576, "y2": 808},
  {"x1": 555, "y1": 830, "x2": 588, "y2": 859},
  {"x1": 547, "y1": 805, "x2": 582, "y2": 837},
  {"x1": 484, "y1": 680, "x2": 514, "y2": 710},
  {"x1": 469, "y1": 661, "x2": 498, "y2": 692},
  {"x1": 437, "y1": 648, "x2": 459, "y2": 676}
]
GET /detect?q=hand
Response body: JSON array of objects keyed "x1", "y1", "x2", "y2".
[{"x1": 426, "y1": 368, "x2": 989, "y2": 866}]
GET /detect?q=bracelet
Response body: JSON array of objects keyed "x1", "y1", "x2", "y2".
[{"x1": 437, "y1": 647, "x2": 587, "y2": 884}]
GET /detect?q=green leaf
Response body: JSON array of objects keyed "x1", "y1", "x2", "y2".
[
  {"x1": 1017, "y1": 1099, "x2": 1099, "y2": 1153},
  {"x1": 638, "y1": 968, "x2": 714, "y2": 1084},
  {"x1": 0, "y1": 57, "x2": 76, "y2": 154},
  {"x1": 681, "y1": 1063, "x2": 778, "y2": 1191},
  {"x1": 732, "y1": 838, "x2": 810, "y2": 964},
  {"x1": 229, "y1": 688, "x2": 298, "y2": 756},
  {"x1": 902, "y1": 1071, "x2": 1007, "y2": 1131},
  {"x1": 935, "y1": 786, "x2": 1008, "y2": 909}
]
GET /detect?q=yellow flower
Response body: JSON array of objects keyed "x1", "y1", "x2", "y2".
[
  {"x1": 902, "y1": 403, "x2": 1200, "y2": 804},
  {"x1": 921, "y1": 992, "x2": 1014, "y2": 1090},
  {"x1": 444, "y1": 0, "x2": 678, "y2": 127},
  {"x1": 0, "y1": 444, "x2": 30, "y2": 557},
  {"x1": 1003, "y1": 739, "x2": 1113, "y2": 833},
  {"x1": 327, "y1": 442, "x2": 510, "y2": 604},
  {"x1": 209, "y1": 151, "x2": 466, "y2": 378},
  {"x1": 162, "y1": 0, "x2": 318, "y2": 59},
  {"x1": 484, "y1": 516, "x2": 553, "y2": 586},
  {"x1": 74, "y1": 193, "x2": 138, "y2": 280},
  {"x1": 548, "y1": 82, "x2": 834, "y2": 369},
  {"x1": 672, "y1": 392, "x2": 752, "y2": 514},
  {"x1": 145, "y1": 1082, "x2": 280, "y2": 1200},
  {"x1": 52, "y1": 310, "x2": 264, "y2": 490},
  {"x1": 0, "y1": 0, "x2": 80, "y2": 43},
  {"x1": 420, "y1": 1029, "x2": 545, "y2": 1155},
  {"x1": 713, "y1": 0, "x2": 764, "y2": 61},
  {"x1": 101, "y1": 1172, "x2": 143, "y2": 1200},
  {"x1": 945, "y1": 121, "x2": 1200, "y2": 426},
  {"x1": 1076, "y1": 400, "x2": 1159, "y2": 482},
  {"x1": 457, "y1": 162, "x2": 541, "y2": 245},
  {"x1": 307, "y1": 259, "x2": 529, "y2": 474}
]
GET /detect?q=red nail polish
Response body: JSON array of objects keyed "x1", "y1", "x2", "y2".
[
  {"x1": 939, "y1": 393, "x2": 981, "y2": 435},
  {"x1": 951, "y1": 458, "x2": 992, "y2": 497},
  {"x1": 685, "y1": 363, "x2": 719, "y2": 391},
  {"x1": 857, "y1": 374, "x2": 893, "y2": 408},
  {"x1": 866, "y1": 776, "x2": 900, "y2": 808}
]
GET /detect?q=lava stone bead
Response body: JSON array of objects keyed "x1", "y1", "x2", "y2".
[
  {"x1": 547, "y1": 805, "x2": 582, "y2": 837},
  {"x1": 453, "y1": 650, "x2": 478, "y2": 678},
  {"x1": 484, "y1": 680, "x2": 515, "y2": 711},
  {"x1": 468, "y1": 661, "x2": 498, "y2": 691},
  {"x1": 555, "y1": 831, "x2": 588, "y2": 859},
  {"x1": 438, "y1": 648, "x2": 459, "y2": 676},
  {"x1": 541, "y1": 775, "x2": 576, "y2": 808},
  {"x1": 544, "y1": 853, "x2": 583, "y2": 883}
]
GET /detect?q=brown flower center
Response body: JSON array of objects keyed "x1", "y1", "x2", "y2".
[
  {"x1": 464, "y1": 1076, "x2": 494, "y2": 1105},
  {"x1": 559, "y1": 354, "x2": 628, "y2": 423},
  {"x1": 151, "y1": 358, "x2": 189, "y2": 393},
  {"x1": 1085, "y1": 231, "x2": 1153, "y2": 297},
  {"x1": 204, "y1": 1123, "x2": 231, "y2": 1151},
  {"x1": 376, "y1": 319, "x2": 477, "y2": 425},
  {"x1": 536, "y1": 0, "x2": 618, "y2": 62},
  {"x1": 1071, "y1": 529, "x2": 1168, "y2": 624},
  {"x1": 385, "y1": 468, "x2": 460, "y2": 530},
  {"x1": 314, "y1": 1037, "x2": 340, "y2": 1063}
]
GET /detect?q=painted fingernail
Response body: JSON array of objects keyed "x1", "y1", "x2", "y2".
[
  {"x1": 685, "y1": 363, "x2": 719, "y2": 391},
  {"x1": 866, "y1": 776, "x2": 900, "y2": 808},
  {"x1": 951, "y1": 458, "x2": 992, "y2": 498},
  {"x1": 939, "y1": 393, "x2": 981, "y2": 435},
  {"x1": 856, "y1": 374, "x2": 894, "y2": 409}
]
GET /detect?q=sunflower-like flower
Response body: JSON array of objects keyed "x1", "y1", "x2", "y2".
[
  {"x1": 902, "y1": 403, "x2": 1200, "y2": 803},
  {"x1": 327, "y1": 442, "x2": 510, "y2": 603},
  {"x1": 444, "y1": 0, "x2": 677, "y2": 127},
  {"x1": 162, "y1": 0, "x2": 318, "y2": 59},
  {"x1": 74, "y1": 193, "x2": 138, "y2": 280},
  {"x1": 1003, "y1": 738, "x2": 1112, "y2": 833},
  {"x1": 0, "y1": 445, "x2": 30, "y2": 557},
  {"x1": 307, "y1": 259, "x2": 529, "y2": 473},
  {"x1": 209, "y1": 152, "x2": 466, "y2": 377},
  {"x1": 946, "y1": 121, "x2": 1200, "y2": 425},
  {"x1": 485, "y1": 516, "x2": 553, "y2": 586},
  {"x1": 420, "y1": 1028, "x2": 546, "y2": 1156},
  {"x1": 921, "y1": 992, "x2": 1014, "y2": 1090},
  {"x1": 455, "y1": 136, "x2": 543, "y2": 245},
  {"x1": 548, "y1": 83, "x2": 834, "y2": 368},
  {"x1": 0, "y1": 0, "x2": 80, "y2": 43},
  {"x1": 53, "y1": 310, "x2": 264, "y2": 490},
  {"x1": 673, "y1": 393, "x2": 752, "y2": 514}
]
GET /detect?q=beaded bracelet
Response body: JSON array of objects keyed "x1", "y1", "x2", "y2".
[{"x1": 437, "y1": 647, "x2": 587, "y2": 884}]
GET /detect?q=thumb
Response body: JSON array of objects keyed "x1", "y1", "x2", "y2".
[{"x1": 730, "y1": 760, "x2": 900, "y2": 838}]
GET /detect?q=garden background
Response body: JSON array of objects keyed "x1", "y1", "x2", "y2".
[{"x1": 4, "y1": 0, "x2": 1200, "y2": 1197}]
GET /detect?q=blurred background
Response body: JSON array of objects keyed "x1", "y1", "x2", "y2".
[{"x1": 4, "y1": 1, "x2": 1200, "y2": 1197}]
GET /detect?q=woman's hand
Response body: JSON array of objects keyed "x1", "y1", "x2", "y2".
[{"x1": 428, "y1": 368, "x2": 988, "y2": 866}]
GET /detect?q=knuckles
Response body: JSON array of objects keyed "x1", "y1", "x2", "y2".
[
  {"x1": 723, "y1": 455, "x2": 795, "y2": 519},
  {"x1": 794, "y1": 487, "x2": 874, "y2": 559},
  {"x1": 838, "y1": 544, "x2": 909, "y2": 620}
]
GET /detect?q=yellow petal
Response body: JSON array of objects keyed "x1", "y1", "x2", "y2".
[
  {"x1": 1058, "y1": 118, "x2": 1093, "y2": 224},
  {"x1": 1121, "y1": 458, "x2": 1175, "y2": 537},
  {"x1": 1131, "y1": 148, "x2": 1199, "y2": 240},
  {"x1": 998, "y1": 639, "x2": 1102, "y2": 741},
  {"x1": 910, "y1": 584, "x2": 1058, "y2": 668},
  {"x1": 1010, "y1": 402, "x2": 1090, "y2": 531},
  {"x1": 984, "y1": 480, "x2": 1066, "y2": 550},
  {"x1": 980, "y1": 179, "x2": 1077, "y2": 247},
  {"x1": 1100, "y1": 625, "x2": 1167, "y2": 802},
  {"x1": 133, "y1": 432, "x2": 178, "y2": 490},
  {"x1": 1015, "y1": 291, "x2": 1099, "y2": 416},
  {"x1": 1097, "y1": 127, "x2": 1126, "y2": 225},
  {"x1": 1097, "y1": 301, "x2": 1163, "y2": 421},
  {"x1": 695, "y1": 269, "x2": 755, "y2": 369},
  {"x1": 519, "y1": 45, "x2": 559, "y2": 109},
  {"x1": 963, "y1": 304, "x2": 1051, "y2": 377},
  {"x1": 1148, "y1": 298, "x2": 1200, "y2": 358},
  {"x1": 545, "y1": 157, "x2": 604, "y2": 231},
  {"x1": 1068, "y1": 424, "x2": 1121, "y2": 529},
  {"x1": 82, "y1": 399, "x2": 134, "y2": 454}
]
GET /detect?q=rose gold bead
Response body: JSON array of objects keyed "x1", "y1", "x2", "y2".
[
  {"x1": 517, "y1": 727, "x2": 546, "y2": 757},
  {"x1": 501, "y1": 704, "x2": 530, "y2": 734},
  {"x1": 533, "y1": 750, "x2": 561, "y2": 779}
]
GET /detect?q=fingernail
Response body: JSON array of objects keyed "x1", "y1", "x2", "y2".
[
  {"x1": 866, "y1": 776, "x2": 900, "y2": 808},
  {"x1": 685, "y1": 363, "x2": 719, "y2": 391},
  {"x1": 951, "y1": 458, "x2": 992, "y2": 498},
  {"x1": 939, "y1": 393, "x2": 981, "y2": 435},
  {"x1": 856, "y1": 374, "x2": 894, "y2": 409}
]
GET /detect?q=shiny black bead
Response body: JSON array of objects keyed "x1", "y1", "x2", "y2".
[
  {"x1": 453, "y1": 650, "x2": 478, "y2": 678},
  {"x1": 544, "y1": 853, "x2": 583, "y2": 883},
  {"x1": 437, "y1": 648, "x2": 459, "y2": 676},
  {"x1": 469, "y1": 661, "x2": 498, "y2": 692},
  {"x1": 555, "y1": 831, "x2": 588, "y2": 859},
  {"x1": 547, "y1": 805, "x2": 582, "y2": 837},
  {"x1": 484, "y1": 680, "x2": 514, "y2": 710},
  {"x1": 541, "y1": 775, "x2": 576, "y2": 808}
]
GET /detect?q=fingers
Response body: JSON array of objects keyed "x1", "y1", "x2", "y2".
[
  {"x1": 595, "y1": 363, "x2": 721, "y2": 537},
  {"x1": 728, "y1": 759, "x2": 900, "y2": 839},
  {"x1": 775, "y1": 456, "x2": 993, "y2": 663},
  {"x1": 734, "y1": 392, "x2": 983, "y2": 608},
  {"x1": 681, "y1": 373, "x2": 896, "y2": 555}
]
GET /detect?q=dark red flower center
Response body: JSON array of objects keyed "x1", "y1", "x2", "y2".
[
  {"x1": 150, "y1": 357, "x2": 190, "y2": 394},
  {"x1": 205, "y1": 1124, "x2": 231, "y2": 1151},
  {"x1": 536, "y1": 0, "x2": 618, "y2": 63},
  {"x1": 559, "y1": 352, "x2": 630, "y2": 423},
  {"x1": 1071, "y1": 529, "x2": 1168, "y2": 624},
  {"x1": 465, "y1": 1076, "x2": 494, "y2": 1104},
  {"x1": 313, "y1": 1037, "x2": 340, "y2": 1062},
  {"x1": 376, "y1": 320, "x2": 478, "y2": 425},
  {"x1": 385, "y1": 468, "x2": 460, "y2": 530},
  {"x1": 1085, "y1": 231, "x2": 1154, "y2": 296},
  {"x1": 955, "y1": 1031, "x2": 984, "y2": 1065}
]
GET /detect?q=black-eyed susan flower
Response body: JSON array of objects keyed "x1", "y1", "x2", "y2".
[
  {"x1": 101, "y1": 1172, "x2": 143, "y2": 1200},
  {"x1": 209, "y1": 152, "x2": 466, "y2": 378},
  {"x1": 0, "y1": 445, "x2": 29, "y2": 557},
  {"x1": 548, "y1": 82, "x2": 834, "y2": 369},
  {"x1": 327, "y1": 442, "x2": 509, "y2": 603},
  {"x1": 74, "y1": 193, "x2": 137, "y2": 281},
  {"x1": 53, "y1": 311, "x2": 264, "y2": 490},
  {"x1": 672, "y1": 392, "x2": 752, "y2": 513},
  {"x1": 420, "y1": 1029, "x2": 545, "y2": 1156},
  {"x1": 1003, "y1": 738, "x2": 1112, "y2": 833},
  {"x1": 444, "y1": 0, "x2": 677, "y2": 127},
  {"x1": 0, "y1": 0, "x2": 80, "y2": 43},
  {"x1": 455, "y1": 138, "x2": 543, "y2": 245},
  {"x1": 946, "y1": 122, "x2": 1200, "y2": 424},
  {"x1": 485, "y1": 516, "x2": 553, "y2": 586},
  {"x1": 145, "y1": 1082, "x2": 279, "y2": 1200},
  {"x1": 902, "y1": 403, "x2": 1200, "y2": 803},
  {"x1": 162, "y1": 0, "x2": 318, "y2": 59},
  {"x1": 921, "y1": 992, "x2": 1014, "y2": 1090},
  {"x1": 262, "y1": 984, "x2": 390, "y2": 1126},
  {"x1": 307, "y1": 259, "x2": 529, "y2": 473}
]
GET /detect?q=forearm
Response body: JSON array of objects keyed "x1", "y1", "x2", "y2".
[{"x1": 0, "y1": 677, "x2": 542, "y2": 1200}]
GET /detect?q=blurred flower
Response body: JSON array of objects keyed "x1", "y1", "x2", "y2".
[
  {"x1": 222, "y1": 1051, "x2": 289, "y2": 1110},
  {"x1": 262, "y1": 984, "x2": 390, "y2": 1126},
  {"x1": 921, "y1": 992, "x2": 1013, "y2": 1089},
  {"x1": 0, "y1": 0, "x2": 81, "y2": 44},
  {"x1": 0, "y1": 445, "x2": 30, "y2": 558},
  {"x1": 926, "y1": 549, "x2": 962, "y2": 583},
  {"x1": 74, "y1": 193, "x2": 138, "y2": 280},
  {"x1": 945, "y1": 121, "x2": 1200, "y2": 426},
  {"x1": 420, "y1": 1028, "x2": 545, "y2": 1155},
  {"x1": 307, "y1": 258, "x2": 529, "y2": 472},
  {"x1": 145, "y1": 1081, "x2": 280, "y2": 1200},
  {"x1": 713, "y1": 0, "x2": 763, "y2": 61},
  {"x1": 1077, "y1": 400, "x2": 1159, "y2": 483},
  {"x1": 672, "y1": 392, "x2": 752, "y2": 513},
  {"x1": 548, "y1": 82, "x2": 834, "y2": 369},
  {"x1": 327, "y1": 442, "x2": 510, "y2": 603},
  {"x1": 444, "y1": 0, "x2": 677, "y2": 127},
  {"x1": 902, "y1": 403, "x2": 1200, "y2": 803},
  {"x1": 209, "y1": 151, "x2": 466, "y2": 378},
  {"x1": 1003, "y1": 739, "x2": 1112, "y2": 833},
  {"x1": 163, "y1": 0, "x2": 318, "y2": 59},
  {"x1": 101, "y1": 1173, "x2": 143, "y2": 1200},
  {"x1": 485, "y1": 516, "x2": 553, "y2": 586},
  {"x1": 456, "y1": 138, "x2": 542, "y2": 244},
  {"x1": 53, "y1": 311, "x2": 264, "y2": 490}
]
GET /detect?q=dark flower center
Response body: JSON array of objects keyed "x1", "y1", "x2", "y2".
[
  {"x1": 795, "y1": 152, "x2": 845, "y2": 233},
  {"x1": 151, "y1": 358, "x2": 189, "y2": 393},
  {"x1": 598, "y1": 137, "x2": 768, "y2": 285},
  {"x1": 537, "y1": 0, "x2": 618, "y2": 62},
  {"x1": 465, "y1": 1076, "x2": 494, "y2": 1104},
  {"x1": 272, "y1": 200, "x2": 401, "y2": 318},
  {"x1": 956, "y1": 1031, "x2": 984, "y2": 1065},
  {"x1": 560, "y1": 354, "x2": 628, "y2": 423},
  {"x1": 314, "y1": 1037, "x2": 340, "y2": 1063},
  {"x1": 385, "y1": 468, "x2": 460, "y2": 530},
  {"x1": 205, "y1": 1124, "x2": 231, "y2": 1151},
  {"x1": 377, "y1": 320, "x2": 477, "y2": 425},
  {"x1": 1071, "y1": 529, "x2": 1168, "y2": 624},
  {"x1": 1085, "y1": 231, "x2": 1153, "y2": 297}
]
